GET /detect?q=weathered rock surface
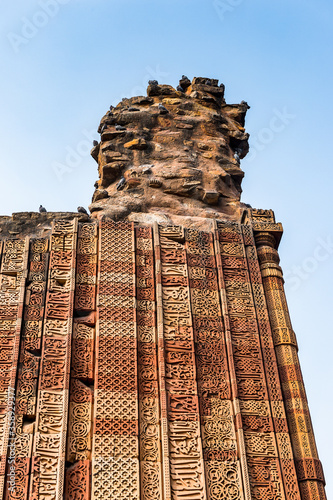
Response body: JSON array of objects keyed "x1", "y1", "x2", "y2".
[{"x1": 89, "y1": 76, "x2": 250, "y2": 225}]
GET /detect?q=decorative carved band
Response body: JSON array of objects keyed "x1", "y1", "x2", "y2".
[
  {"x1": 30, "y1": 219, "x2": 77, "y2": 499},
  {"x1": 217, "y1": 221, "x2": 287, "y2": 500},
  {"x1": 136, "y1": 225, "x2": 162, "y2": 500},
  {"x1": 186, "y1": 228, "x2": 243, "y2": 500},
  {"x1": 92, "y1": 221, "x2": 139, "y2": 500},
  {"x1": 255, "y1": 230, "x2": 327, "y2": 500},
  {"x1": 0, "y1": 238, "x2": 29, "y2": 499},
  {"x1": 158, "y1": 225, "x2": 206, "y2": 500}
]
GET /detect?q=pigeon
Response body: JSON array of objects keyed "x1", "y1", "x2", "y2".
[
  {"x1": 116, "y1": 177, "x2": 126, "y2": 191},
  {"x1": 109, "y1": 105, "x2": 114, "y2": 111},
  {"x1": 205, "y1": 79, "x2": 212, "y2": 86},
  {"x1": 77, "y1": 206, "x2": 89, "y2": 215},
  {"x1": 233, "y1": 150, "x2": 240, "y2": 163},
  {"x1": 93, "y1": 140, "x2": 98, "y2": 147},
  {"x1": 115, "y1": 124, "x2": 126, "y2": 131},
  {"x1": 148, "y1": 80, "x2": 158, "y2": 85},
  {"x1": 177, "y1": 85, "x2": 185, "y2": 93},
  {"x1": 182, "y1": 75, "x2": 188, "y2": 80},
  {"x1": 39, "y1": 205, "x2": 46, "y2": 213},
  {"x1": 158, "y1": 103, "x2": 168, "y2": 114}
]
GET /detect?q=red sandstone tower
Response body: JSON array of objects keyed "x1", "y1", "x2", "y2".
[{"x1": 0, "y1": 77, "x2": 326, "y2": 499}]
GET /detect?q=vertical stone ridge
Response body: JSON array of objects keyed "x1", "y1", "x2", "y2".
[
  {"x1": 5, "y1": 237, "x2": 49, "y2": 500},
  {"x1": 157, "y1": 224, "x2": 207, "y2": 500},
  {"x1": 217, "y1": 220, "x2": 287, "y2": 499},
  {"x1": 29, "y1": 218, "x2": 78, "y2": 499},
  {"x1": 135, "y1": 225, "x2": 163, "y2": 500},
  {"x1": 0, "y1": 237, "x2": 29, "y2": 498},
  {"x1": 242, "y1": 222, "x2": 302, "y2": 500},
  {"x1": 92, "y1": 220, "x2": 139, "y2": 500},
  {"x1": 153, "y1": 222, "x2": 171, "y2": 500},
  {"x1": 65, "y1": 221, "x2": 98, "y2": 499},
  {"x1": 185, "y1": 228, "x2": 244, "y2": 500},
  {"x1": 254, "y1": 229, "x2": 327, "y2": 500},
  {"x1": 213, "y1": 221, "x2": 251, "y2": 500}
]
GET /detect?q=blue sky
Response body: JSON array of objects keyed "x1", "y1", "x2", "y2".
[{"x1": 1, "y1": 0, "x2": 332, "y2": 492}]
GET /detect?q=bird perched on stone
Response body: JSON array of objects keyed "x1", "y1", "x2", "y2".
[
  {"x1": 39, "y1": 205, "x2": 46, "y2": 213},
  {"x1": 158, "y1": 103, "x2": 168, "y2": 114},
  {"x1": 240, "y1": 100, "x2": 250, "y2": 109},
  {"x1": 148, "y1": 80, "x2": 158, "y2": 85},
  {"x1": 233, "y1": 150, "x2": 241, "y2": 163},
  {"x1": 179, "y1": 75, "x2": 191, "y2": 90},
  {"x1": 205, "y1": 79, "x2": 212, "y2": 86},
  {"x1": 77, "y1": 206, "x2": 89, "y2": 215},
  {"x1": 109, "y1": 105, "x2": 114, "y2": 111},
  {"x1": 116, "y1": 177, "x2": 126, "y2": 191},
  {"x1": 115, "y1": 124, "x2": 126, "y2": 131},
  {"x1": 177, "y1": 85, "x2": 185, "y2": 93},
  {"x1": 93, "y1": 140, "x2": 98, "y2": 147}
]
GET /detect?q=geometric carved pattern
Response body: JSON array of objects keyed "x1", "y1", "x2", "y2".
[
  {"x1": 136, "y1": 226, "x2": 162, "y2": 500},
  {"x1": 92, "y1": 220, "x2": 139, "y2": 500}
]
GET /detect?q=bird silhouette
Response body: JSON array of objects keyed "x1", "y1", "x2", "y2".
[
  {"x1": 115, "y1": 124, "x2": 126, "y2": 131},
  {"x1": 233, "y1": 150, "x2": 240, "y2": 163},
  {"x1": 77, "y1": 206, "x2": 89, "y2": 215},
  {"x1": 39, "y1": 205, "x2": 46, "y2": 213},
  {"x1": 93, "y1": 140, "x2": 98, "y2": 147},
  {"x1": 116, "y1": 177, "x2": 126, "y2": 191},
  {"x1": 148, "y1": 80, "x2": 158, "y2": 85},
  {"x1": 158, "y1": 103, "x2": 168, "y2": 114}
]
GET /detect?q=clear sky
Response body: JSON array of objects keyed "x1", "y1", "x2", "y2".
[{"x1": 1, "y1": 0, "x2": 332, "y2": 493}]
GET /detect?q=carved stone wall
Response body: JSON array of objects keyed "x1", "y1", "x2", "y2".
[
  {"x1": 0, "y1": 78, "x2": 327, "y2": 499},
  {"x1": 0, "y1": 213, "x2": 326, "y2": 500}
]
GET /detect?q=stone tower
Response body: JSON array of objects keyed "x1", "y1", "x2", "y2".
[{"x1": 0, "y1": 77, "x2": 326, "y2": 499}]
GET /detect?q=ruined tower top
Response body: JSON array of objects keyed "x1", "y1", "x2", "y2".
[{"x1": 89, "y1": 76, "x2": 250, "y2": 226}]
